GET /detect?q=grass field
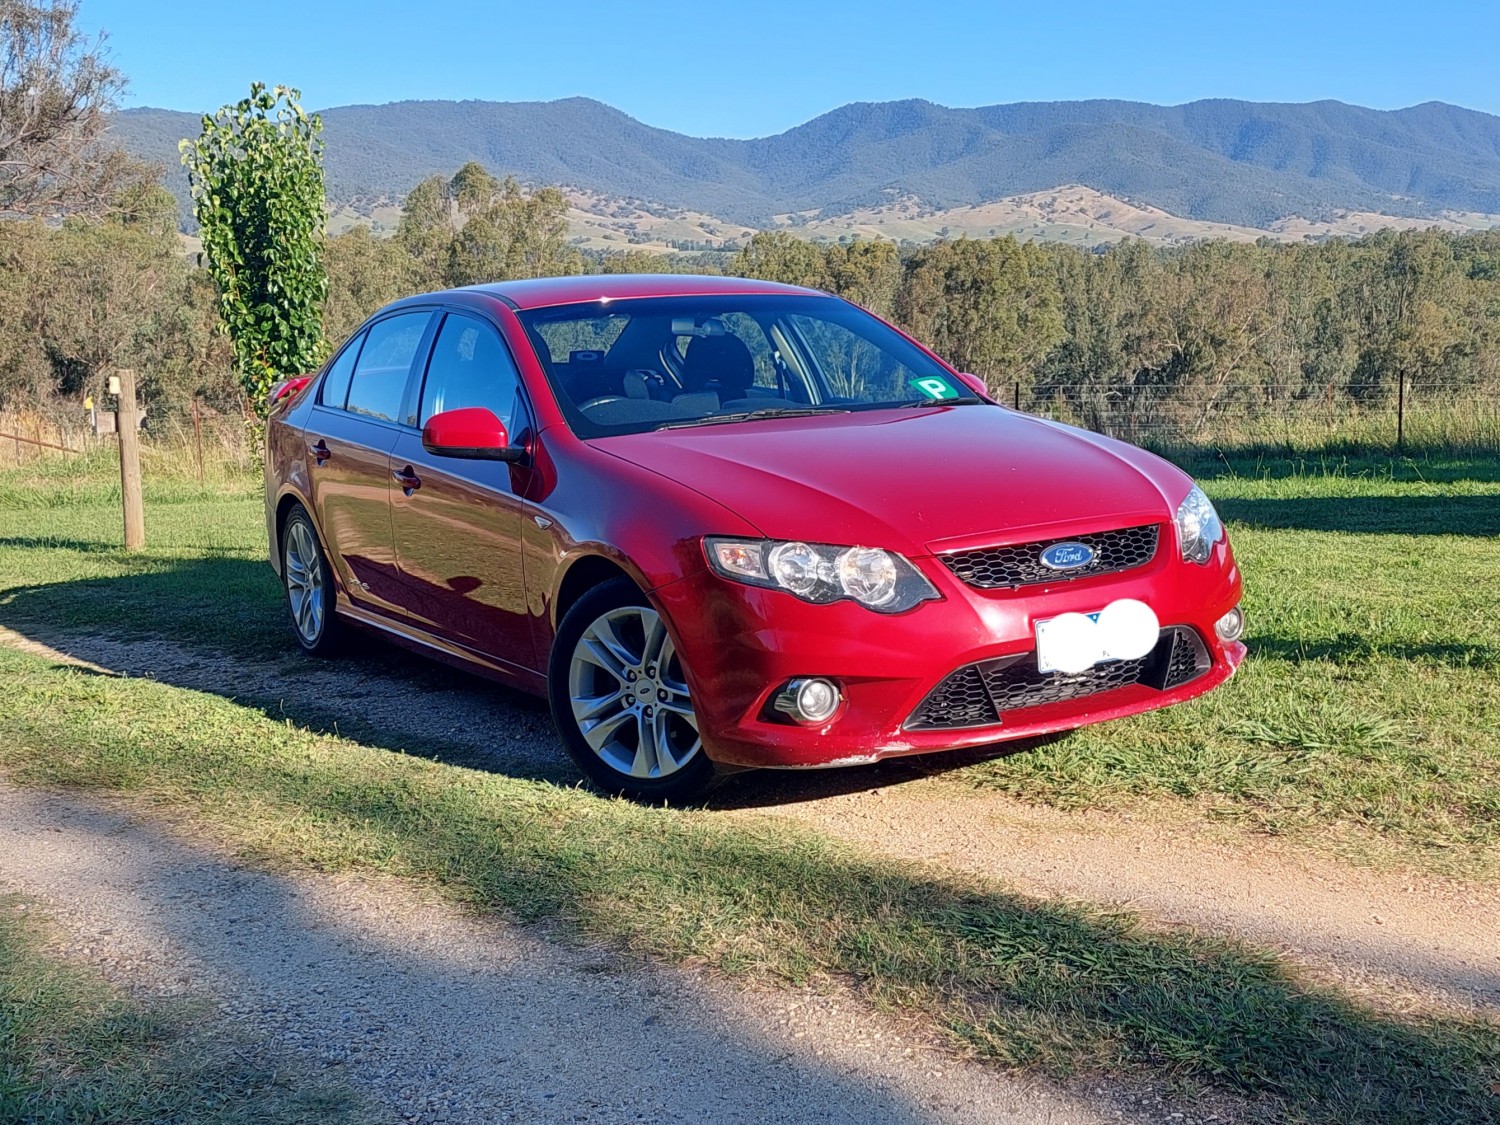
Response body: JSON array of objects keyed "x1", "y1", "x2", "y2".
[{"x1": 1, "y1": 449, "x2": 1498, "y2": 1122}]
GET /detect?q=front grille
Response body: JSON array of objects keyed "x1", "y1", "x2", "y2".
[
  {"x1": 906, "y1": 625, "x2": 1211, "y2": 731},
  {"x1": 940, "y1": 525, "x2": 1160, "y2": 589}
]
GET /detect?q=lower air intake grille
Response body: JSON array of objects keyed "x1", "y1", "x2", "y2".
[{"x1": 906, "y1": 625, "x2": 1212, "y2": 731}]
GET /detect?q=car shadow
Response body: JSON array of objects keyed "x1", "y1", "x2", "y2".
[
  {"x1": 0, "y1": 557, "x2": 1013, "y2": 804},
  {"x1": 1217, "y1": 494, "x2": 1500, "y2": 536},
  {"x1": 709, "y1": 737, "x2": 1056, "y2": 809}
]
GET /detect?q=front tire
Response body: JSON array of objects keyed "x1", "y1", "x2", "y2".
[
  {"x1": 281, "y1": 503, "x2": 341, "y2": 656},
  {"x1": 549, "y1": 579, "x2": 714, "y2": 803}
]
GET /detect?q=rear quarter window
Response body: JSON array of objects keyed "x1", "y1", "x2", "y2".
[{"x1": 319, "y1": 333, "x2": 364, "y2": 409}]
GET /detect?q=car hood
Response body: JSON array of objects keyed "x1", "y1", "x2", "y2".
[{"x1": 592, "y1": 405, "x2": 1191, "y2": 556}]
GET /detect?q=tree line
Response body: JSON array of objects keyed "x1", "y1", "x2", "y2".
[{"x1": 3, "y1": 157, "x2": 1499, "y2": 446}]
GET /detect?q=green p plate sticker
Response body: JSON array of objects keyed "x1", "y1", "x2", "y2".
[{"x1": 909, "y1": 375, "x2": 962, "y2": 400}]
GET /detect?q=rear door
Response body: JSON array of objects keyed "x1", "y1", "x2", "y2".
[
  {"x1": 304, "y1": 309, "x2": 436, "y2": 618},
  {"x1": 389, "y1": 310, "x2": 537, "y2": 671}
]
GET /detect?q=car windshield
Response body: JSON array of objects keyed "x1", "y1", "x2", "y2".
[{"x1": 515, "y1": 294, "x2": 973, "y2": 437}]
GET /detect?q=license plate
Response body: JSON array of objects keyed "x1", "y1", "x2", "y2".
[
  {"x1": 1034, "y1": 599, "x2": 1161, "y2": 674},
  {"x1": 1034, "y1": 611, "x2": 1106, "y2": 674}
]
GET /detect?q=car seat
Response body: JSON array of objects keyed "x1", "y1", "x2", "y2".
[{"x1": 678, "y1": 334, "x2": 756, "y2": 402}]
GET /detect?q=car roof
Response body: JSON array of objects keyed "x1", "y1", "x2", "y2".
[{"x1": 438, "y1": 273, "x2": 831, "y2": 311}]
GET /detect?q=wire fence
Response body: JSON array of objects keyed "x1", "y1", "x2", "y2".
[
  {"x1": 0, "y1": 396, "x2": 254, "y2": 475},
  {"x1": 1013, "y1": 379, "x2": 1500, "y2": 458},
  {"x1": 3, "y1": 377, "x2": 1498, "y2": 474}
]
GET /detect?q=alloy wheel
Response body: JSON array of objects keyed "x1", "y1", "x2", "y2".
[
  {"x1": 567, "y1": 606, "x2": 701, "y2": 779},
  {"x1": 284, "y1": 519, "x2": 326, "y2": 645}
]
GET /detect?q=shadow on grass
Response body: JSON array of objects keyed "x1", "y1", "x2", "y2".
[
  {"x1": 0, "y1": 535, "x2": 135, "y2": 553},
  {"x1": 1250, "y1": 632, "x2": 1500, "y2": 669},
  {"x1": 3, "y1": 562, "x2": 1500, "y2": 1121},
  {"x1": 0, "y1": 556, "x2": 1026, "y2": 796},
  {"x1": 1166, "y1": 449, "x2": 1500, "y2": 485},
  {"x1": 0, "y1": 555, "x2": 570, "y2": 784},
  {"x1": 1218, "y1": 494, "x2": 1500, "y2": 536},
  {"x1": 3, "y1": 646, "x2": 1499, "y2": 1123}
]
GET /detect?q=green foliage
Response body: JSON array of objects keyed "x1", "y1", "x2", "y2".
[
  {"x1": 0, "y1": 186, "x2": 234, "y2": 416},
  {"x1": 394, "y1": 162, "x2": 580, "y2": 292},
  {"x1": 733, "y1": 231, "x2": 832, "y2": 289},
  {"x1": 320, "y1": 225, "x2": 416, "y2": 346},
  {"x1": 181, "y1": 84, "x2": 329, "y2": 417},
  {"x1": 896, "y1": 236, "x2": 1064, "y2": 386}
]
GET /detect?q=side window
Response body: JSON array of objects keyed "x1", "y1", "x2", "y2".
[
  {"x1": 318, "y1": 333, "x2": 364, "y2": 409},
  {"x1": 345, "y1": 312, "x2": 431, "y2": 423},
  {"x1": 419, "y1": 313, "x2": 523, "y2": 430}
]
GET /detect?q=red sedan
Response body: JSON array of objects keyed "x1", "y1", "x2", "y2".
[{"x1": 265, "y1": 275, "x2": 1245, "y2": 801}]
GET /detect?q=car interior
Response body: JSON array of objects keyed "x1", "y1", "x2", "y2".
[{"x1": 529, "y1": 313, "x2": 818, "y2": 428}]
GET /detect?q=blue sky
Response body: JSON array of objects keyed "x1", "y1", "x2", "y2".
[{"x1": 85, "y1": 0, "x2": 1500, "y2": 137}]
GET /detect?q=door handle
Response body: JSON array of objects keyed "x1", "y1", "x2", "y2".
[
  {"x1": 309, "y1": 439, "x2": 331, "y2": 465},
  {"x1": 392, "y1": 466, "x2": 421, "y2": 494}
]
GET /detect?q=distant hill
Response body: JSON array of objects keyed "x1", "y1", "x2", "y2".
[{"x1": 111, "y1": 95, "x2": 1500, "y2": 234}]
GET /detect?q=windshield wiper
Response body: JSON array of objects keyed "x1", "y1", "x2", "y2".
[
  {"x1": 655, "y1": 407, "x2": 851, "y2": 430},
  {"x1": 899, "y1": 395, "x2": 986, "y2": 408}
]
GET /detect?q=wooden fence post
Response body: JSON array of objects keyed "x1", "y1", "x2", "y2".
[
  {"x1": 192, "y1": 397, "x2": 204, "y2": 483},
  {"x1": 1396, "y1": 369, "x2": 1406, "y2": 452},
  {"x1": 117, "y1": 369, "x2": 145, "y2": 551}
]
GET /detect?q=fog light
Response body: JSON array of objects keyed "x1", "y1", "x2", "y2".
[
  {"x1": 1215, "y1": 606, "x2": 1245, "y2": 642},
  {"x1": 772, "y1": 678, "x2": 842, "y2": 725}
]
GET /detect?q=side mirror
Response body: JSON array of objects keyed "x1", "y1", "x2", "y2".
[
  {"x1": 955, "y1": 372, "x2": 994, "y2": 400},
  {"x1": 421, "y1": 407, "x2": 526, "y2": 463}
]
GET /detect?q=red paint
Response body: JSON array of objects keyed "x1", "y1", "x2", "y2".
[
  {"x1": 269, "y1": 376, "x2": 313, "y2": 407},
  {"x1": 422, "y1": 406, "x2": 510, "y2": 456},
  {"x1": 266, "y1": 278, "x2": 1245, "y2": 774}
]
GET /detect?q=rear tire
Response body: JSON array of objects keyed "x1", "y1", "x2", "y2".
[
  {"x1": 549, "y1": 578, "x2": 715, "y2": 803},
  {"x1": 281, "y1": 503, "x2": 341, "y2": 656}
]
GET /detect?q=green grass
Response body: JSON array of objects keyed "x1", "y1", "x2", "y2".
[
  {"x1": 0, "y1": 895, "x2": 363, "y2": 1124},
  {"x1": 2, "y1": 450, "x2": 1499, "y2": 1121}
]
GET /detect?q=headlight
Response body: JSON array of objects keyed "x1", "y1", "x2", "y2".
[
  {"x1": 705, "y1": 538, "x2": 939, "y2": 613},
  {"x1": 1175, "y1": 485, "x2": 1224, "y2": 564}
]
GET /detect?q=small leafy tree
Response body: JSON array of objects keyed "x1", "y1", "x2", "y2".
[{"x1": 181, "y1": 83, "x2": 328, "y2": 417}]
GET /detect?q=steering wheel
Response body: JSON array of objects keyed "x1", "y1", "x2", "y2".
[{"x1": 579, "y1": 395, "x2": 628, "y2": 411}]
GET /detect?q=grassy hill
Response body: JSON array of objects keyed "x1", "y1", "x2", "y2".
[{"x1": 112, "y1": 95, "x2": 1500, "y2": 234}]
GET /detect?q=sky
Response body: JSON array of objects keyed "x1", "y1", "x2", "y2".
[{"x1": 82, "y1": 0, "x2": 1500, "y2": 137}]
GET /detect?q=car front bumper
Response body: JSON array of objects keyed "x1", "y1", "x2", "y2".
[{"x1": 651, "y1": 539, "x2": 1245, "y2": 769}]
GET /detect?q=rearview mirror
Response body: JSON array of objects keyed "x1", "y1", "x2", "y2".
[{"x1": 421, "y1": 407, "x2": 526, "y2": 463}]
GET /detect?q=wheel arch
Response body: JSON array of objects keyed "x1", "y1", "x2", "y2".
[
  {"x1": 272, "y1": 489, "x2": 315, "y2": 577},
  {"x1": 552, "y1": 554, "x2": 639, "y2": 630}
]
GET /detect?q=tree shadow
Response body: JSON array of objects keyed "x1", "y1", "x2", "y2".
[
  {"x1": 1251, "y1": 632, "x2": 1499, "y2": 669},
  {"x1": 1217, "y1": 495, "x2": 1500, "y2": 536},
  {"x1": 711, "y1": 736, "x2": 1057, "y2": 809},
  {"x1": 0, "y1": 557, "x2": 1057, "y2": 804},
  {"x1": 1, "y1": 789, "x2": 991, "y2": 1125},
  {"x1": 0, "y1": 535, "x2": 136, "y2": 554},
  {"x1": 1169, "y1": 450, "x2": 1500, "y2": 486}
]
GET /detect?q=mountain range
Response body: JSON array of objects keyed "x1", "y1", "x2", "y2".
[{"x1": 109, "y1": 95, "x2": 1500, "y2": 235}]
